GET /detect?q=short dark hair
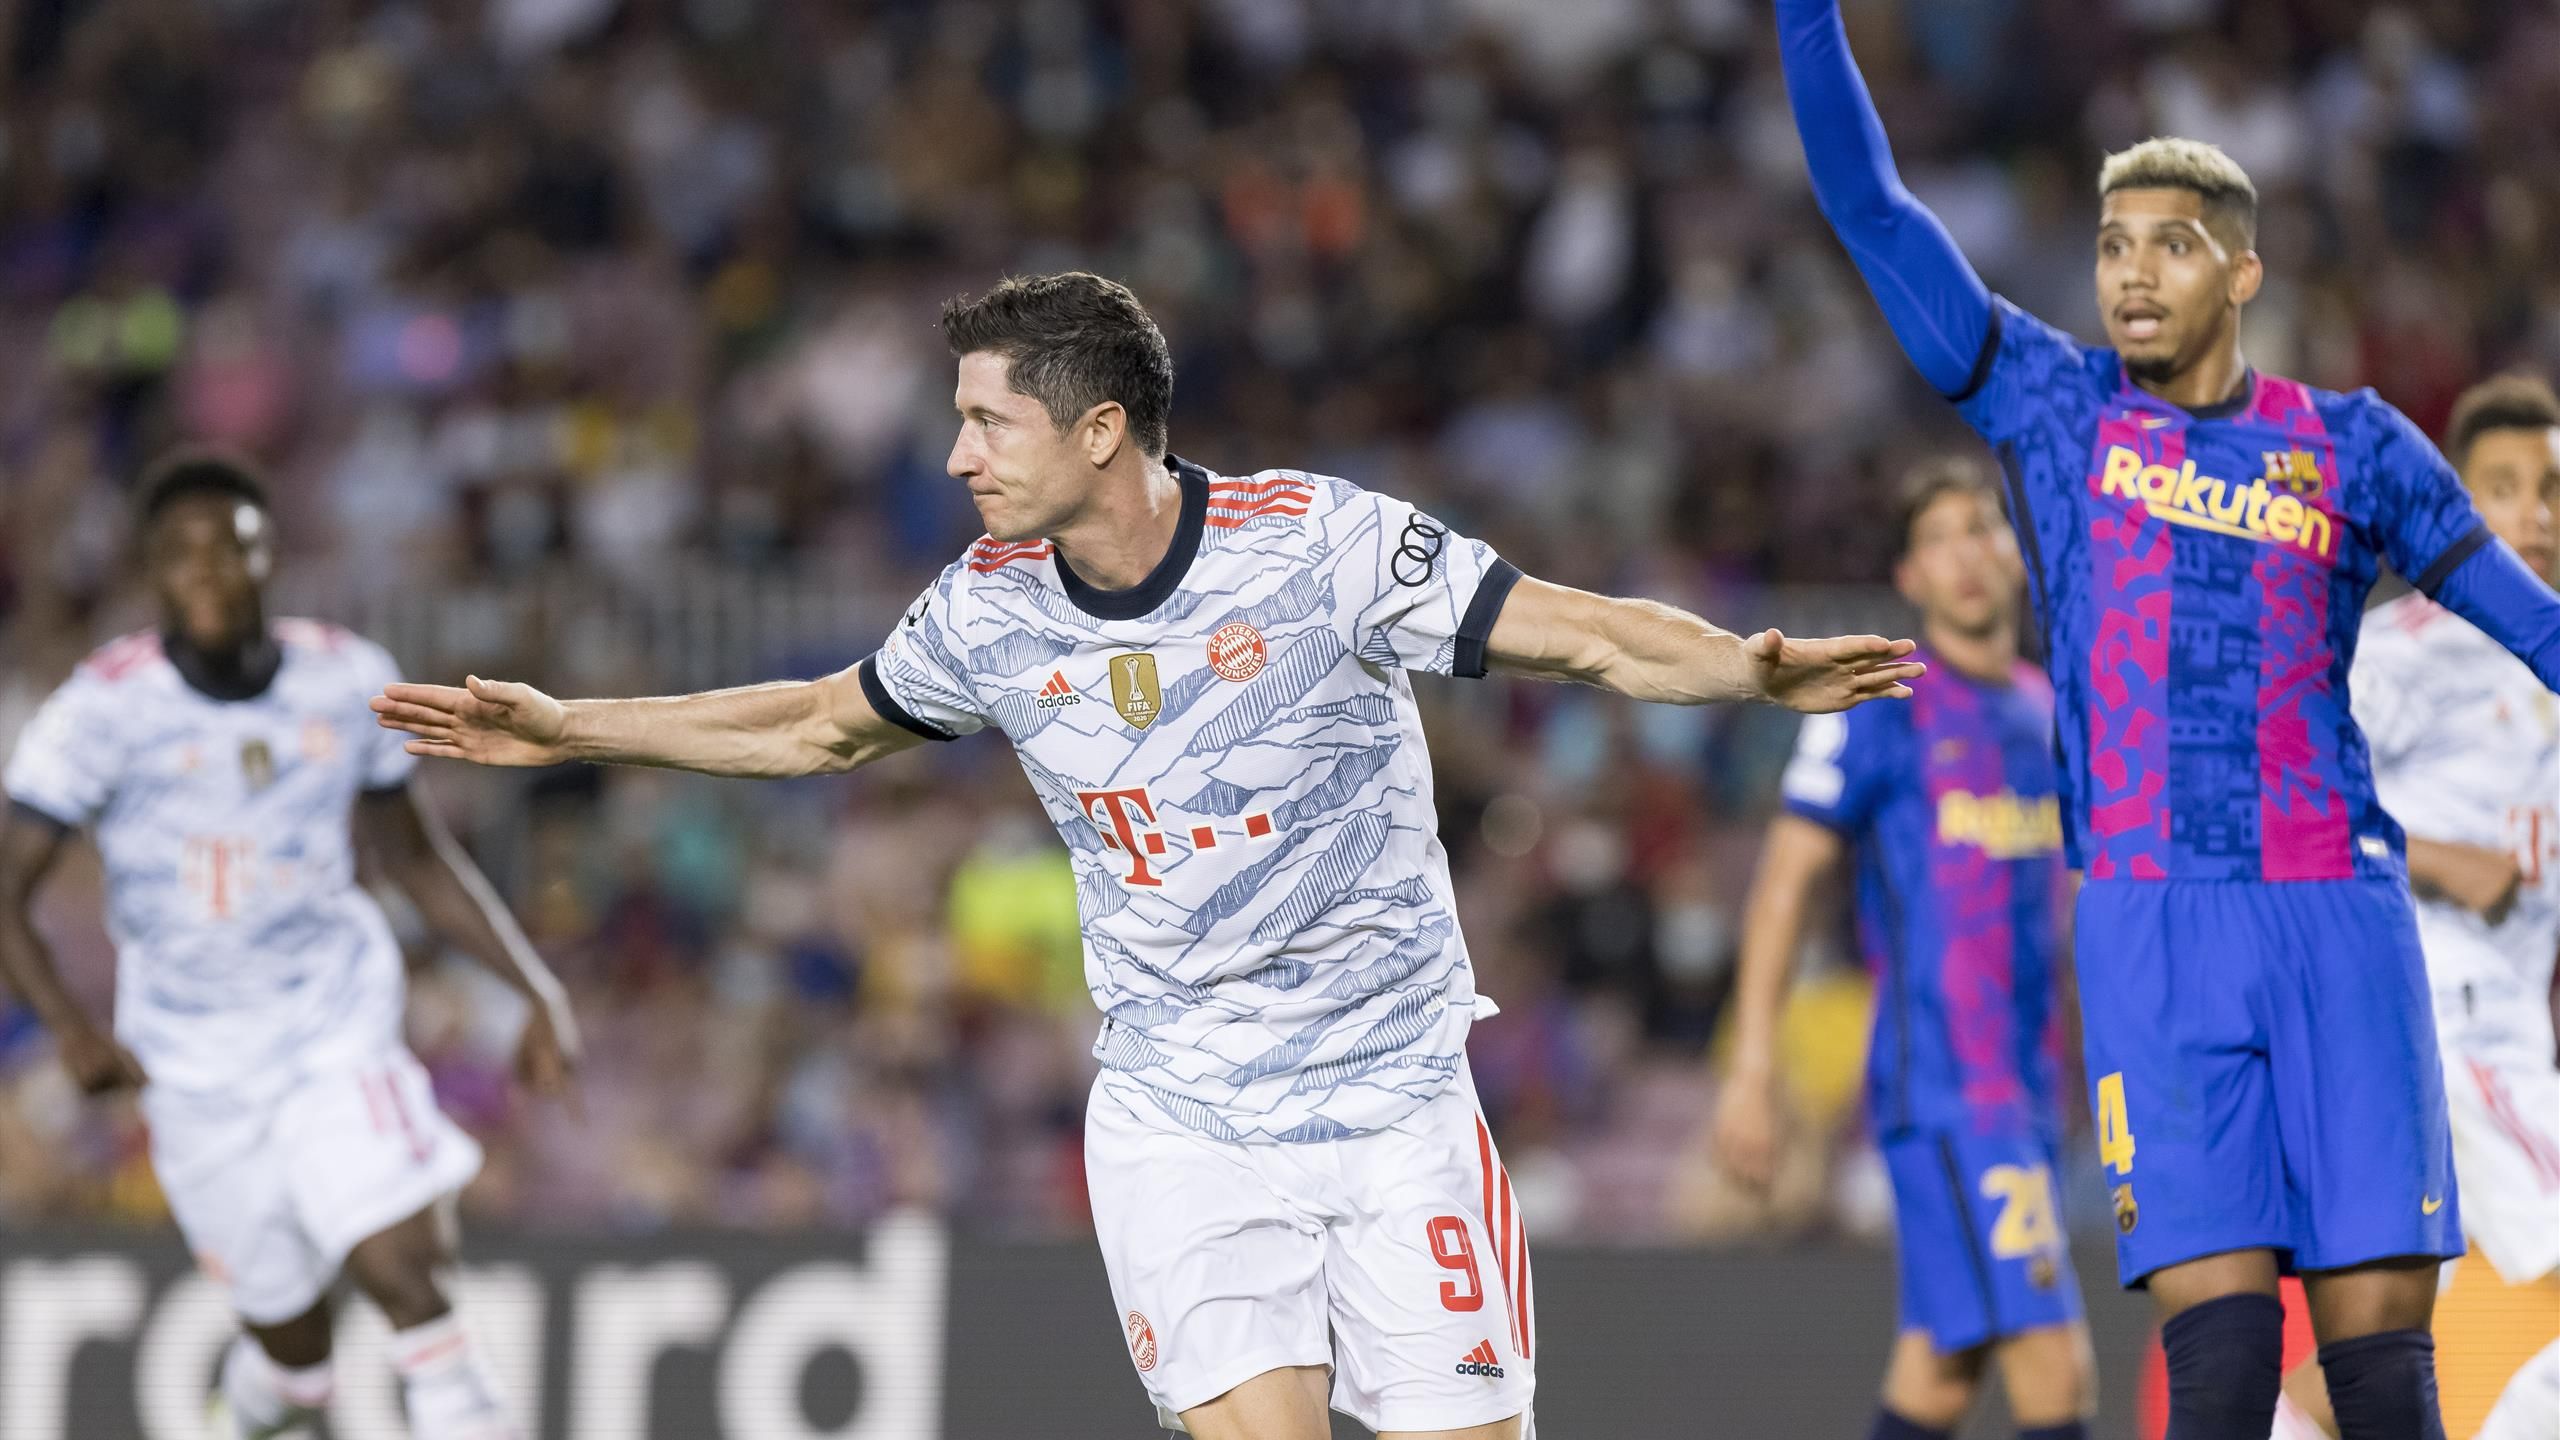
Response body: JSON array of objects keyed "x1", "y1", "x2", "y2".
[
  {"x1": 1894, "y1": 455, "x2": 2003, "y2": 557},
  {"x1": 2446, "y1": 372, "x2": 2560, "y2": 472},
  {"x1": 138, "y1": 449, "x2": 270, "y2": 526},
  {"x1": 940, "y1": 273, "x2": 1175, "y2": 458}
]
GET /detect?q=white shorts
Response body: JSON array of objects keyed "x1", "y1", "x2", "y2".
[
  {"x1": 2442, "y1": 1039, "x2": 2560, "y2": 1285},
  {"x1": 1086, "y1": 1063, "x2": 1535, "y2": 1436},
  {"x1": 143, "y1": 1047, "x2": 483, "y2": 1324}
]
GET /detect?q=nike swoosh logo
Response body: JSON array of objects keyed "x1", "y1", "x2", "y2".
[
  {"x1": 2422, "y1": 1196, "x2": 2444, "y2": 1215},
  {"x1": 905, "y1": 602, "x2": 928, "y2": 628}
]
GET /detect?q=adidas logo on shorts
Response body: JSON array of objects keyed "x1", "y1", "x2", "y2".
[
  {"x1": 1035, "y1": 671, "x2": 1082, "y2": 710},
  {"x1": 1454, "y1": 1340, "x2": 1505, "y2": 1379}
]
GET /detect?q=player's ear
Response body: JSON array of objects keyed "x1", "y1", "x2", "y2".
[
  {"x1": 1892, "y1": 553, "x2": 1924, "y2": 608},
  {"x1": 1079, "y1": 401, "x2": 1128, "y2": 468},
  {"x1": 2228, "y1": 249, "x2": 2264, "y2": 307}
]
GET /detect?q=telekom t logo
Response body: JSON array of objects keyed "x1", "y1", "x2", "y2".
[{"x1": 1078, "y1": 787, "x2": 1168, "y2": 887}]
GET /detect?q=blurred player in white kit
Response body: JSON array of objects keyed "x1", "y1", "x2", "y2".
[
  {"x1": 2272, "y1": 374, "x2": 2560, "y2": 1440},
  {"x1": 0, "y1": 454, "x2": 581, "y2": 1440}
]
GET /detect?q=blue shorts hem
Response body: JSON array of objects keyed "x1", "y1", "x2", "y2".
[
  {"x1": 2289, "y1": 1241, "x2": 2466, "y2": 1276},
  {"x1": 2117, "y1": 1235, "x2": 2294, "y2": 1289}
]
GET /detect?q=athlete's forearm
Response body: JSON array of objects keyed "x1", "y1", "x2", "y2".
[
  {"x1": 1774, "y1": 0, "x2": 1993, "y2": 395},
  {"x1": 1727, "y1": 875, "x2": 1810, "y2": 1083},
  {"x1": 2402, "y1": 837, "x2": 2464, "y2": 902},
  {"x1": 369, "y1": 792, "x2": 567, "y2": 1013},
  {"x1": 1726, "y1": 818, "x2": 1837, "y2": 1081},
  {"x1": 1498, "y1": 587, "x2": 1763, "y2": 704},
  {"x1": 1595, "y1": 600, "x2": 1764, "y2": 704},
  {"x1": 0, "y1": 813, "x2": 89, "y2": 1034},
  {"x1": 2429, "y1": 539, "x2": 2560, "y2": 694},
  {"x1": 0, "y1": 912, "x2": 91, "y2": 1035},
  {"x1": 558, "y1": 679, "x2": 874, "y2": 777}
]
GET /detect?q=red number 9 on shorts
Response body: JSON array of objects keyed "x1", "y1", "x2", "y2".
[{"x1": 1426, "y1": 1215, "x2": 1484, "y2": 1311}]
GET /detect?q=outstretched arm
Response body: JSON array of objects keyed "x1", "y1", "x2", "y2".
[
  {"x1": 2369, "y1": 403, "x2": 2560, "y2": 693},
  {"x1": 1712, "y1": 814, "x2": 1846, "y2": 1190},
  {"x1": 1484, "y1": 576, "x2": 1922, "y2": 712},
  {"x1": 356, "y1": 785, "x2": 581, "y2": 1101},
  {"x1": 0, "y1": 805, "x2": 146, "y2": 1093},
  {"x1": 370, "y1": 665, "x2": 926, "y2": 777},
  {"x1": 1776, "y1": 0, "x2": 1995, "y2": 395}
]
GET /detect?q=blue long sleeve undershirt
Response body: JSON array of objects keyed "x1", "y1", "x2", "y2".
[
  {"x1": 2427, "y1": 531, "x2": 2560, "y2": 693},
  {"x1": 1775, "y1": 0, "x2": 1995, "y2": 396}
]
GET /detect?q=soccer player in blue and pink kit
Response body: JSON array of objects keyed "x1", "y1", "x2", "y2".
[
  {"x1": 1718, "y1": 459, "x2": 2093, "y2": 1439},
  {"x1": 1772, "y1": 2, "x2": 2560, "y2": 1438}
]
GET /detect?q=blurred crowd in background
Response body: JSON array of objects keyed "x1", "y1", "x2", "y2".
[{"x1": 0, "y1": 0, "x2": 2554, "y2": 1242}]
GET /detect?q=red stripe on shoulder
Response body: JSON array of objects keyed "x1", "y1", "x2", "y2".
[
  {"x1": 967, "y1": 535, "x2": 1049, "y2": 556},
  {"x1": 1207, "y1": 474, "x2": 1315, "y2": 497},
  {"x1": 966, "y1": 538, "x2": 1054, "y2": 573},
  {"x1": 81, "y1": 630, "x2": 165, "y2": 682}
]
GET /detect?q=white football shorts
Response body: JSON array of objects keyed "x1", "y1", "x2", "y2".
[
  {"x1": 143, "y1": 1046, "x2": 483, "y2": 1324},
  {"x1": 2441, "y1": 1034, "x2": 2560, "y2": 1286},
  {"x1": 1087, "y1": 1060, "x2": 1535, "y2": 1436}
]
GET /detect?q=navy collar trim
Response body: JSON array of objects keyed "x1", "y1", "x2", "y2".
[
  {"x1": 1054, "y1": 458, "x2": 1208, "y2": 622},
  {"x1": 164, "y1": 627, "x2": 282, "y2": 703}
]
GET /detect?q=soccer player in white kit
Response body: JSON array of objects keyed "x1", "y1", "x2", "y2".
[
  {"x1": 371, "y1": 272, "x2": 1924, "y2": 1440},
  {"x1": 0, "y1": 455, "x2": 580, "y2": 1440},
  {"x1": 2269, "y1": 375, "x2": 2560, "y2": 1440}
]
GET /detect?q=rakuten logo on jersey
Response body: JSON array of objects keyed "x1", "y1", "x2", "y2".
[{"x1": 1075, "y1": 786, "x2": 1277, "y2": 888}]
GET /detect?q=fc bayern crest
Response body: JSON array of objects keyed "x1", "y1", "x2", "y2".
[
  {"x1": 1207, "y1": 622, "x2": 1267, "y2": 682},
  {"x1": 1126, "y1": 1311, "x2": 1158, "y2": 1372}
]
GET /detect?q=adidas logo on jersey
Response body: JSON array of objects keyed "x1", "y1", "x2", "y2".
[
  {"x1": 1035, "y1": 671, "x2": 1082, "y2": 710},
  {"x1": 1454, "y1": 1341, "x2": 1505, "y2": 1379}
]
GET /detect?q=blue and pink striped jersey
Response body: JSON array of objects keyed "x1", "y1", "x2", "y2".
[
  {"x1": 1958, "y1": 311, "x2": 2547, "y2": 881},
  {"x1": 1781, "y1": 656, "x2": 2067, "y2": 1138}
]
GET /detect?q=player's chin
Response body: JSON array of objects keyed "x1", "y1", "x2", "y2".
[
  {"x1": 972, "y1": 499, "x2": 1035, "y2": 544},
  {"x1": 2115, "y1": 338, "x2": 2186, "y2": 384}
]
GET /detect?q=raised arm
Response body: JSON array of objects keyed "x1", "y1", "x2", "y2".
[
  {"x1": 1775, "y1": 0, "x2": 1996, "y2": 395},
  {"x1": 356, "y1": 785, "x2": 581, "y2": 1100},
  {"x1": 1711, "y1": 813, "x2": 1847, "y2": 1190},
  {"x1": 369, "y1": 665, "x2": 927, "y2": 777},
  {"x1": 1483, "y1": 576, "x2": 1922, "y2": 712},
  {"x1": 0, "y1": 805, "x2": 147, "y2": 1093}
]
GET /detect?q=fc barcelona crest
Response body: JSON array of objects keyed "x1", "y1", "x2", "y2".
[
  {"x1": 1109, "y1": 653, "x2": 1162, "y2": 731},
  {"x1": 2262, "y1": 448, "x2": 2325, "y2": 499},
  {"x1": 239, "y1": 738, "x2": 275, "y2": 792}
]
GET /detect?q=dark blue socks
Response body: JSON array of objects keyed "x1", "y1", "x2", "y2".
[
  {"x1": 2320, "y1": 1329, "x2": 2445, "y2": 1440},
  {"x1": 1868, "y1": 1410, "x2": 1951, "y2": 1440},
  {"x1": 2160, "y1": 1293, "x2": 2285, "y2": 1439}
]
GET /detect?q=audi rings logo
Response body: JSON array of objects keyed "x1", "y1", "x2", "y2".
[{"x1": 1391, "y1": 514, "x2": 1447, "y2": 587}]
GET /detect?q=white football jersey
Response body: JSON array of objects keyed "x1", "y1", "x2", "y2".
[
  {"x1": 2354, "y1": 594, "x2": 2560, "y2": 1027},
  {"x1": 865, "y1": 460, "x2": 1520, "y2": 1142},
  {"x1": 3, "y1": 620, "x2": 417, "y2": 1097}
]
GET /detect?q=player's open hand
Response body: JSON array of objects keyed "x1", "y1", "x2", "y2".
[
  {"x1": 1711, "y1": 1070, "x2": 1784, "y2": 1193},
  {"x1": 372, "y1": 676, "x2": 571, "y2": 767},
  {"x1": 58, "y1": 1022, "x2": 147, "y2": 1095},
  {"x1": 1743, "y1": 630, "x2": 1924, "y2": 713}
]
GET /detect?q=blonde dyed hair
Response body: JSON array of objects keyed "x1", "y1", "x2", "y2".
[{"x1": 2098, "y1": 137, "x2": 2258, "y2": 250}]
